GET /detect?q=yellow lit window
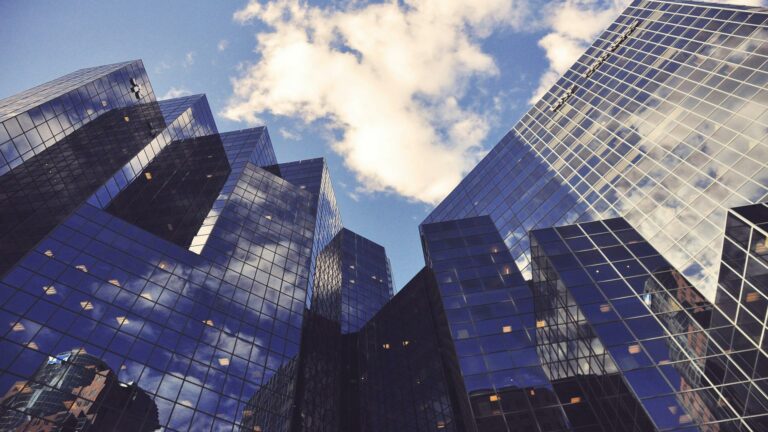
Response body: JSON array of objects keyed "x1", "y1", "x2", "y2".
[
  {"x1": 75, "y1": 264, "x2": 88, "y2": 272},
  {"x1": 489, "y1": 394, "x2": 500, "y2": 402},
  {"x1": 529, "y1": 389, "x2": 536, "y2": 396},
  {"x1": 570, "y1": 396, "x2": 582, "y2": 404},
  {"x1": 44, "y1": 250, "x2": 54, "y2": 257},
  {"x1": 599, "y1": 304, "x2": 611, "y2": 313},
  {"x1": 26, "y1": 342, "x2": 39, "y2": 350},
  {"x1": 402, "y1": 340, "x2": 410, "y2": 346},
  {"x1": 80, "y1": 301, "x2": 94, "y2": 311},
  {"x1": 218, "y1": 357, "x2": 230, "y2": 366},
  {"x1": 115, "y1": 316, "x2": 129, "y2": 325},
  {"x1": 206, "y1": 174, "x2": 213, "y2": 178},
  {"x1": 158, "y1": 261, "x2": 168, "y2": 269},
  {"x1": 502, "y1": 325, "x2": 512, "y2": 333},
  {"x1": 109, "y1": 279, "x2": 120, "y2": 286},
  {"x1": 144, "y1": 172, "x2": 152, "y2": 180},
  {"x1": 745, "y1": 292, "x2": 760, "y2": 303},
  {"x1": 140, "y1": 292, "x2": 153, "y2": 301},
  {"x1": 123, "y1": 116, "x2": 130, "y2": 122},
  {"x1": 382, "y1": 343, "x2": 390, "y2": 349},
  {"x1": 203, "y1": 319, "x2": 214, "y2": 326},
  {"x1": 536, "y1": 320, "x2": 546, "y2": 328},
  {"x1": 755, "y1": 236, "x2": 767, "y2": 254},
  {"x1": 628, "y1": 344, "x2": 641, "y2": 354},
  {"x1": 43, "y1": 286, "x2": 57, "y2": 295},
  {"x1": 437, "y1": 421, "x2": 446, "y2": 429},
  {"x1": 12, "y1": 322, "x2": 25, "y2": 332}
]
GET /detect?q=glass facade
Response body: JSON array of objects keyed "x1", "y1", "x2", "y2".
[
  {"x1": 2, "y1": 0, "x2": 767, "y2": 430},
  {"x1": 0, "y1": 62, "x2": 388, "y2": 432},
  {"x1": 425, "y1": 0, "x2": 768, "y2": 300}
]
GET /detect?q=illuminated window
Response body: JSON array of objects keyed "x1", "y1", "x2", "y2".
[
  {"x1": 27, "y1": 342, "x2": 39, "y2": 350},
  {"x1": 489, "y1": 394, "x2": 500, "y2": 402},
  {"x1": 599, "y1": 304, "x2": 611, "y2": 313},
  {"x1": 755, "y1": 236, "x2": 768, "y2": 254},
  {"x1": 206, "y1": 174, "x2": 213, "y2": 178},
  {"x1": 203, "y1": 320, "x2": 214, "y2": 326},
  {"x1": 158, "y1": 261, "x2": 168, "y2": 269},
  {"x1": 402, "y1": 340, "x2": 410, "y2": 346},
  {"x1": 123, "y1": 116, "x2": 130, "y2": 122},
  {"x1": 529, "y1": 389, "x2": 535, "y2": 396},
  {"x1": 44, "y1": 250, "x2": 54, "y2": 257},
  {"x1": 536, "y1": 320, "x2": 546, "y2": 328},
  {"x1": 75, "y1": 264, "x2": 88, "y2": 272},
  {"x1": 349, "y1": 265, "x2": 355, "y2": 269},
  {"x1": 628, "y1": 344, "x2": 641, "y2": 354},
  {"x1": 115, "y1": 316, "x2": 129, "y2": 325},
  {"x1": 144, "y1": 172, "x2": 152, "y2": 180},
  {"x1": 140, "y1": 292, "x2": 153, "y2": 301},
  {"x1": 43, "y1": 286, "x2": 57, "y2": 295},
  {"x1": 382, "y1": 343, "x2": 390, "y2": 349},
  {"x1": 679, "y1": 414, "x2": 691, "y2": 424},
  {"x1": 218, "y1": 357, "x2": 230, "y2": 366},
  {"x1": 101, "y1": 100, "x2": 108, "y2": 107},
  {"x1": 80, "y1": 301, "x2": 94, "y2": 311},
  {"x1": 437, "y1": 421, "x2": 446, "y2": 429},
  {"x1": 746, "y1": 292, "x2": 760, "y2": 303},
  {"x1": 180, "y1": 400, "x2": 193, "y2": 407},
  {"x1": 502, "y1": 325, "x2": 512, "y2": 333},
  {"x1": 12, "y1": 322, "x2": 25, "y2": 332},
  {"x1": 570, "y1": 396, "x2": 582, "y2": 404},
  {"x1": 264, "y1": 215, "x2": 272, "y2": 220},
  {"x1": 109, "y1": 279, "x2": 120, "y2": 286}
]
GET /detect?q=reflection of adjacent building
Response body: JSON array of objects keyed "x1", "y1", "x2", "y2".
[
  {"x1": 530, "y1": 216, "x2": 768, "y2": 431},
  {"x1": 0, "y1": 349, "x2": 159, "y2": 431},
  {"x1": 241, "y1": 357, "x2": 298, "y2": 432}
]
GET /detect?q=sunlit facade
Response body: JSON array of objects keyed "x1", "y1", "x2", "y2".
[{"x1": 426, "y1": 0, "x2": 768, "y2": 301}]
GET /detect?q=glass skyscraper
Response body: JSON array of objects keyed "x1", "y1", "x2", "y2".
[
  {"x1": 1, "y1": 0, "x2": 767, "y2": 430},
  {"x1": 0, "y1": 60, "x2": 392, "y2": 431},
  {"x1": 425, "y1": 0, "x2": 768, "y2": 302}
]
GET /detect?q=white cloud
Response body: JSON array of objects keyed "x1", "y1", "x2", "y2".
[
  {"x1": 225, "y1": 0, "x2": 529, "y2": 204},
  {"x1": 529, "y1": 0, "x2": 768, "y2": 103},
  {"x1": 218, "y1": 39, "x2": 229, "y2": 51},
  {"x1": 161, "y1": 87, "x2": 193, "y2": 100},
  {"x1": 279, "y1": 128, "x2": 301, "y2": 140},
  {"x1": 184, "y1": 51, "x2": 196, "y2": 67}
]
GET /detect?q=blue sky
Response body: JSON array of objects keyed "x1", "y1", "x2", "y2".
[{"x1": 0, "y1": 0, "x2": 663, "y2": 289}]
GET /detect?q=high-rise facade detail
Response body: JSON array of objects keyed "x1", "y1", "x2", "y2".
[
  {"x1": 1, "y1": 0, "x2": 767, "y2": 430},
  {"x1": 0, "y1": 60, "x2": 391, "y2": 431}
]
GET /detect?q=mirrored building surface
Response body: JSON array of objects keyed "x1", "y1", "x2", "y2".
[
  {"x1": 2, "y1": 0, "x2": 768, "y2": 430},
  {"x1": 0, "y1": 61, "x2": 391, "y2": 432},
  {"x1": 425, "y1": 0, "x2": 768, "y2": 300}
]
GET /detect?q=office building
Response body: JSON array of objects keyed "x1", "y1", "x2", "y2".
[
  {"x1": 0, "y1": 60, "x2": 393, "y2": 431},
  {"x1": 1, "y1": 0, "x2": 767, "y2": 430}
]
